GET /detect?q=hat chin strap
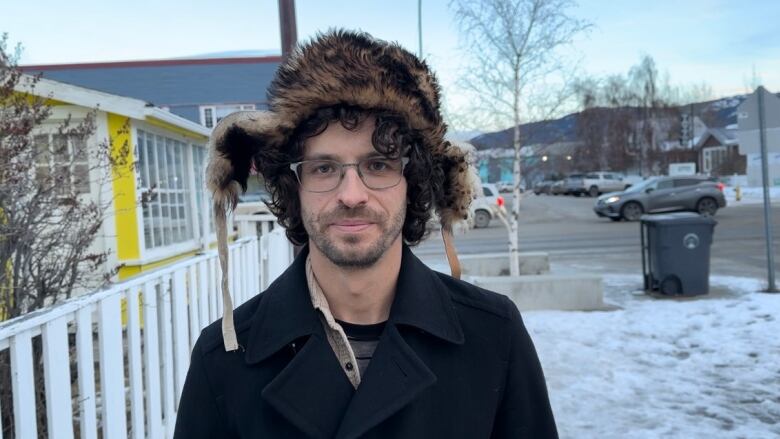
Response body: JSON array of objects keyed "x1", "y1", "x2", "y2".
[
  {"x1": 215, "y1": 203, "x2": 239, "y2": 352},
  {"x1": 441, "y1": 228, "x2": 461, "y2": 279}
]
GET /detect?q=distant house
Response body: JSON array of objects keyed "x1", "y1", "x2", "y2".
[
  {"x1": 695, "y1": 128, "x2": 747, "y2": 176},
  {"x1": 21, "y1": 56, "x2": 281, "y2": 127},
  {"x1": 15, "y1": 76, "x2": 216, "y2": 282}
]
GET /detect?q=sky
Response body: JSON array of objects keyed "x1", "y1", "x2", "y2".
[{"x1": 3, "y1": 0, "x2": 780, "y2": 118}]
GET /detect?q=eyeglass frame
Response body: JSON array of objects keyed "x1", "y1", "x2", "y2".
[{"x1": 289, "y1": 156, "x2": 410, "y2": 193}]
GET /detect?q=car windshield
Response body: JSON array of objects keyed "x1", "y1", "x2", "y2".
[{"x1": 623, "y1": 177, "x2": 658, "y2": 193}]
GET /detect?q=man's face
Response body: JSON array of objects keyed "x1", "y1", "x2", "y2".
[{"x1": 300, "y1": 118, "x2": 407, "y2": 268}]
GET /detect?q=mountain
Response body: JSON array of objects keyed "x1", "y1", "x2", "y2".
[{"x1": 468, "y1": 93, "x2": 778, "y2": 150}]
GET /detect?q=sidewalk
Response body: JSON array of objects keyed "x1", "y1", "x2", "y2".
[
  {"x1": 523, "y1": 274, "x2": 780, "y2": 438},
  {"x1": 724, "y1": 186, "x2": 780, "y2": 206}
]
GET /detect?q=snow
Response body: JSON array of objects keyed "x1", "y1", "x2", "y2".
[
  {"x1": 522, "y1": 275, "x2": 780, "y2": 439},
  {"x1": 724, "y1": 186, "x2": 780, "y2": 206}
]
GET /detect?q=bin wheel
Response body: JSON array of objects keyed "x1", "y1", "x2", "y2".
[
  {"x1": 621, "y1": 202, "x2": 644, "y2": 221},
  {"x1": 661, "y1": 276, "x2": 683, "y2": 295},
  {"x1": 696, "y1": 197, "x2": 718, "y2": 217}
]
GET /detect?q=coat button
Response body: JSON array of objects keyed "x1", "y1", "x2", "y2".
[{"x1": 345, "y1": 362, "x2": 354, "y2": 371}]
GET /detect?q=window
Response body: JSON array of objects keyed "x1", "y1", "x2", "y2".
[
  {"x1": 657, "y1": 179, "x2": 674, "y2": 190},
  {"x1": 200, "y1": 104, "x2": 256, "y2": 128},
  {"x1": 192, "y1": 146, "x2": 214, "y2": 237},
  {"x1": 674, "y1": 178, "x2": 700, "y2": 188},
  {"x1": 33, "y1": 133, "x2": 90, "y2": 195},
  {"x1": 137, "y1": 130, "x2": 196, "y2": 250},
  {"x1": 483, "y1": 186, "x2": 494, "y2": 197}
]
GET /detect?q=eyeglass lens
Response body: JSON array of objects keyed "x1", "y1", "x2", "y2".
[{"x1": 297, "y1": 158, "x2": 405, "y2": 192}]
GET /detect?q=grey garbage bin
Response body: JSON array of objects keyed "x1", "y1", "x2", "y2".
[{"x1": 640, "y1": 212, "x2": 717, "y2": 296}]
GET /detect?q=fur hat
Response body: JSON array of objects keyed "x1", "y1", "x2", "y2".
[{"x1": 207, "y1": 30, "x2": 473, "y2": 351}]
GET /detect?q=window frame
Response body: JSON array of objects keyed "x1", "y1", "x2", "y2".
[
  {"x1": 134, "y1": 123, "x2": 210, "y2": 262},
  {"x1": 199, "y1": 103, "x2": 256, "y2": 128},
  {"x1": 31, "y1": 124, "x2": 94, "y2": 197}
]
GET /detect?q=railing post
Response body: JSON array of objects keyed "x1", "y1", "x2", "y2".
[
  {"x1": 98, "y1": 294, "x2": 128, "y2": 439},
  {"x1": 42, "y1": 316, "x2": 74, "y2": 439},
  {"x1": 126, "y1": 289, "x2": 145, "y2": 439},
  {"x1": 142, "y1": 282, "x2": 164, "y2": 438},
  {"x1": 76, "y1": 307, "x2": 98, "y2": 439},
  {"x1": 10, "y1": 330, "x2": 37, "y2": 439}
]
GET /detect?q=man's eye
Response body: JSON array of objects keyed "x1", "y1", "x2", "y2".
[
  {"x1": 367, "y1": 160, "x2": 390, "y2": 172},
  {"x1": 308, "y1": 162, "x2": 336, "y2": 174}
]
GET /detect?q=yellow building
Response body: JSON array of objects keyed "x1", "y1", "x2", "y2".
[{"x1": 16, "y1": 76, "x2": 216, "y2": 281}]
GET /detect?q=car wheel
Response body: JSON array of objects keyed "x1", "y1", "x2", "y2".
[
  {"x1": 589, "y1": 186, "x2": 599, "y2": 197},
  {"x1": 609, "y1": 217, "x2": 622, "y2": 222},
  {"x1": 696, "y1": 197, "x2": 718, "y2": 217},
  {"x1": 473, "y1": 210, "x2": 491, "y2": 228},
  {"x1": 573, "y1": 192, "x2": 581, "y2": 197},
  {"x1": 621, "y1": 202, "x2": 644, "y2": 221}
]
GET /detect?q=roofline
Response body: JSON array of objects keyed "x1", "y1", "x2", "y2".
[
  {"x1": 20, "y1": 56, "x2": 282, "y2": 71},
  {"x1": 15, "y1": 75, "x2": 211, "y2": 137}
]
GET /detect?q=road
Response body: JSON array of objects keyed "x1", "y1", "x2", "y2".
[{"x1": 413, "y1": 193, "x2": 780, "y2": 280}]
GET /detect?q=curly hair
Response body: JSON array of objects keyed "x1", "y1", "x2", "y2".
[{"x1": 254, "y1": 105, "x2": 446, "y2": 246}]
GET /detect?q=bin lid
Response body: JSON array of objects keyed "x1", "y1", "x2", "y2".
[{"x1": 640, "y1": 212, "x2": 717, "y2": 226}]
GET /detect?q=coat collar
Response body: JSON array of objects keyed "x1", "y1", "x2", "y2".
[
  {"x1": 245, "y1": 243, "x2": 466, "y2": 438},
  {"x1": 388, "y1": 244, "x2": 465, "y2": 344},
  {"x1": 245, "y1": 243, "x2": 464, "y2": 364}
]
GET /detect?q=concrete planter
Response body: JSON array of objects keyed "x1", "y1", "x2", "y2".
[
  {"x1": 458, "y1": 252, "x2": 550, "y2": 276},
  {"x1": 467, "y1": 273, "x2": 606, "y2": 311}
]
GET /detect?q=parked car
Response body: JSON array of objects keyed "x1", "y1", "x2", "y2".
[
  {"x1": 533, "y1": 180, "x2": 554, "y2": 195},
  {"x1": 563, "y1": 173, "x2": 586, "y2": 196},
  {"x1": 471, "y1": 183, "x2": 504, "y2": 228},
  {"x1": 571, "y1": 172, "x2": 630, "y2": 197},
  {"x1": 496, "y1": 181, "x2": 514, "y2": 193},
  {"x1": 593, "y1": 176, "x2": 727, "y2": 221},
  {"x1": 551, "y1": 180, "x2": 566, "y2": 195}
]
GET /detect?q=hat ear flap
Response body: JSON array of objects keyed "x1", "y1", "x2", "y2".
[
  {"x1": 205, "y1": 110, "x2": 277, "y2": 352},
  {"x1": 206, "y1": 111, "x2": 277, "y2": 212}
]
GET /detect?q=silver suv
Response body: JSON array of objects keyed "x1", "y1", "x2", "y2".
[
  {"x1": 593, "y1": 176, "x2": 727, "y2": 221},
  {"x1": 570, "y1": 172, "x2": 629, "y2": 197}
]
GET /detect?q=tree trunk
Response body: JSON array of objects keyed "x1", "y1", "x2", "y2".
[{"x1": 509, "y1": 68, "x2": 522, "y2": 277}]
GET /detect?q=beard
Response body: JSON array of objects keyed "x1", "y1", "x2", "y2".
[{"x1": 303, "y1": 203, "x2": 405, "y2": 269}]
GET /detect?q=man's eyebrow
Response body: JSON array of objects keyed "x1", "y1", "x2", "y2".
[{"x1": 303, "y1": 151, "x2": 389, "y2": 161}]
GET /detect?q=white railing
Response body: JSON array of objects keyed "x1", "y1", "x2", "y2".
[
  {"x1": 234, "y1": 212, "x2": 295, "y2": 291},
  {"x1": 0, "y1": 236, "x2": 267, "y2": 439}
]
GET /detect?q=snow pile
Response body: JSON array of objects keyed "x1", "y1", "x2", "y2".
[
  {"x1": 523, "y1": 275, "x2": 780, "y2": 439},
  {"x1": 724, "y1": 186, "x2": 780, "y2": 206}
]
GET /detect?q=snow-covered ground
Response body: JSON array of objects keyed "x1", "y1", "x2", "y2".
[
  {"x1": 523, "y1": 275, "x2": 780, "y2": 439},
  {"x1": 724, "y1": 186, "x2": 780, "y2": 206}
]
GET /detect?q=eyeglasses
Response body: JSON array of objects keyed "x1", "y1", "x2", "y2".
[{"x1": 289, "y1": 157, "x2": 409, "y2": 193}]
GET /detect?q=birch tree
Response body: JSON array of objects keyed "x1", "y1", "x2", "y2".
[{"x1": 450, "y1": 0, "x2": 589, "y2": 275}]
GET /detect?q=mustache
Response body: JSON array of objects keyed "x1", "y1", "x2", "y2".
[{"x1": 318, "y1": 205, "x2": 384, "y2": 224}]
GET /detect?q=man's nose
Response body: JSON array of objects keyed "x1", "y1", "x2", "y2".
[{"x1": 336, "y1": 166, "x2": 369, "y2": 208}]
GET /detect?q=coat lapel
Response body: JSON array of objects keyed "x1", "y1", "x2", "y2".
[
  {"x1": 245, "y1": 246, "x2": 356, "y2": 438},
  {"x1": 334, "y1": 247, "x2": 465, "y2": 438},
  {"x1": 261, "y1": 332, "x2": 355, "y2": 439},
  {"x1": 334, "y1": 324, "x2": 436, "y2": 439}
]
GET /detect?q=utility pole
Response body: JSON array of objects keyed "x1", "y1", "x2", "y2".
[
  {"x1": 757, "y1": 86, "x2": 777, "y2": 292},
  {"x1": 279, "y1": 0, "x2": 298, "y2": 59},
  {"x1": 418, "y1": 0, "x2": 423, "y2": 58}
]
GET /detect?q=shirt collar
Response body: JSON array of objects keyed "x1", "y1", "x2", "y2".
[{"x1": 244, "y1": 244, "x2": 464, "y2": 364}]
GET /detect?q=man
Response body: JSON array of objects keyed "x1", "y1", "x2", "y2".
[{"x1": 174, "y1": 30, "x2": 557, "y2": 438}]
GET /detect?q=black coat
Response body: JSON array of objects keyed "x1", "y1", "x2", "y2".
[{"x1": 174, "y1": 245, "x2": 558, "y2": 438}]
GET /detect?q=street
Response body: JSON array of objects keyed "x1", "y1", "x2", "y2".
[{"x1": 414, "y1": 193, "x2": 780, "y2": 280}]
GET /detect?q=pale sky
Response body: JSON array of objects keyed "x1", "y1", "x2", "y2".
[{"x1": 4, "y1": 0, "x2": 779, "y2": 114}]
